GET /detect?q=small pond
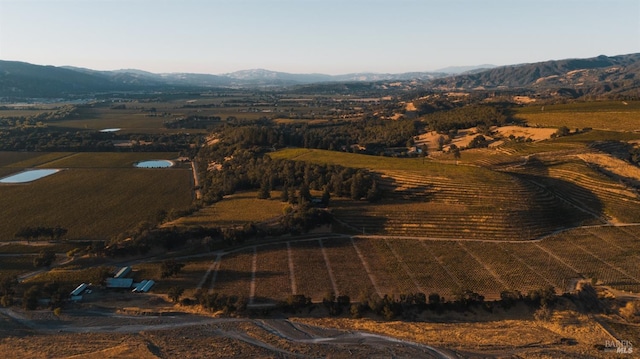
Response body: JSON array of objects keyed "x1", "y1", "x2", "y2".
[
  {"x1": 0, "y1": 169, "x2": 60, "y2": 183},
  {"x1": 135, "y1": 160, "x2": 174, "y2": 168}
]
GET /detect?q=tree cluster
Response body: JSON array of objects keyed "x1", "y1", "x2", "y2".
[
  {"x1": 163, "y1": 115, "x2": 222, "y2": 129},
  {"x1": 160, "y1": 260, "x2": 185, "y2": 278},
  {"x1": 199, "y1": 149, "x2": 382, "y2": 206},
  {"x1": 16, "y1": 226, "x2": 67, "y2": 241},
  {"x1": 421, "y1": 104, "x2": 512, "y2": 132},
  {"x1": 209, "y1": 117, "x2": 419, "y2": 155},
  {"x1": 0, "y1": 127, "x2": 197, "y2": 152},
  {"x1": 193, "y1": 290, "x2": 248, "y2": 314},
  {"x1": 33, "y1": 251, "x2": 56, "y2": 268}
]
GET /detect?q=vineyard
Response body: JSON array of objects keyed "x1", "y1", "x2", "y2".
[
  {"x1": 0, "y1": 152, "x2": 193, "y2": 241},
  {"x1": 514, "y1": 100, "x2": 640, "y2": 132},
  {"x1": 181, "y1": 225, "x2": 640, "y2": 303}
]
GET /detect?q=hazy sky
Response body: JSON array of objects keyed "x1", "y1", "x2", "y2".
[{"x1": 0, "y1": 0, "x2": 638, "y2": 75}]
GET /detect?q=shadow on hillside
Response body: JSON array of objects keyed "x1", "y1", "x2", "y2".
[
  {"x1": 329, "y1": 200, "x2": 388, "y2": 235},
  {"x1": 508, "y1": 157, "x2": 606, "y2": 237},
  {"x1": 377, "y1": 175, "x2": 435, "y2": 202}
]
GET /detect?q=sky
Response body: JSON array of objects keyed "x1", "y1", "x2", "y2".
[{"x1": 0, "y1": 0, "x2": 639, "y2": 75}]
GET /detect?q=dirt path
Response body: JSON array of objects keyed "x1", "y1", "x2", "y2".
[
  {"x1": 249, "y1": 246, "x2": 257, "y2": 304},
  {"x1": 534, "y1": 244, "x2": 582, "y2": 277},
  {"x1": 498, "y1": 246, "x2": 558, "y2": 289},
  {"x1": 457, "y1": 242, "x2": 509, "y2": 290},
  {"x1": 384, "y1": 239, "x2": 425, "y2": 294},
  {"x1": 0, "y1": 308, "x2": 457, "y2": 358},
  {"x1": 350, "y1": 238, "x2": 383, "y2": 298},
  {"x1": 286, "y1": 242, "x2": 298, "y2": 295},
  {"x1": 318, "y1": 239, "x2": 339, "y2": 297},
  {"x1": 190, "y1": 161, "x2": 202, "y2": 200},
  {"x1": 208, "y1": 254, "x2": 222, "y2": 293},
  {"x1": 420, "y1": 240, "x2": 462, "y2": 288}
]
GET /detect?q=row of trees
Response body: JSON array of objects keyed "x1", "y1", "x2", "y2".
[
  {"x1": 261, "y1": 285, "x2": 559, "y2": 321},
  {"x1": 0, "y1": 126, "x2": 197, "y2": 152},
  {"x1": 15, "y1": 226, "x2": 67, "y2": 241}
]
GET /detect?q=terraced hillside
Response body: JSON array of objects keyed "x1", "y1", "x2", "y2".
[
  {"x1": 332, "y1": 168, "x2": 584, "y2": 240},
  {"x1": 273, "y1": 148, "x2": 613, "y2": 240}
]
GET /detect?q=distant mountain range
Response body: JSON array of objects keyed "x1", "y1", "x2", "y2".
[
  {"x1": 1, "y1": 53, "x2": 638, "y2": 98},
  {"x1": 430, "y1": 53, "x2": 640, "y2": 96}
]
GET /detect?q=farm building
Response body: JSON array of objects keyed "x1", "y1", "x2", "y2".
[
  {"x1": 106, "y1": 277, "x2": 134, "y2": 289},
  {"x1": 140, "y1": 280, "x2": 154, "y2": 292},
  {"x1": 70, "y1": 283, "x2": 88, "y2": 297},
  {"x1": 114, "y1": 266, "x2": 131, "y2": 278},
  {"x1": 132, "y1": 280, "x2": 148, "y2": 293},
  {"x1": 132, "y1": 280, "x2": 155, "y2": 293}
]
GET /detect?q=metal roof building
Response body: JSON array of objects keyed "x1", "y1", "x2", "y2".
[
  {"x1": 114, "y1": 266, "x2": 131, "y2": 278},
  {"x1": 140, "y1": 280, "x2": 155, "y2": 292},
  {"x1": 132, "y1": 280, "x2": 148, "y2": 293},
  {"x1": 106, "y1": 277, "x2": 134, "y2": 288},
  {"x1": 70, "y1": 283, "x2": 88, "y2": 296}
]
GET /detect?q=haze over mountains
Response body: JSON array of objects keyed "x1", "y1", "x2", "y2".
[{"x1": 0, "y1": 53, "x2": 638, "y2": 99}]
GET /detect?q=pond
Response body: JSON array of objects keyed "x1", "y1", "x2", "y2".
[
  {"x1": 100, "y1": 128, "x2": 121, "y2": 132},
  {"x1": 0, "y1": 169, "x2": 60, "y2": 183},
  {"x1": 135, "y1": 160, "x2": 174, "y2": 168}
]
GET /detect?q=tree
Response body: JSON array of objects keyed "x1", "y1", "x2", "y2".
[
  {"x1": 0, "y1": 276, "x2": 17, "y2": 307},
  {"x1": 428, "y1": 292, "x2": 442, "y2": 306},
  {"x1": 420, "y1": 144, "x2": 428, "y2": 159},
  {"x1": 167, "y1": 286, "x2": 184, "y2": 303},
  {"x1": 280, "y1": 184, "x2": 289, "y2": 202},
  {"x1": 257, "y1": 179, "x2": 271, "y2": 199},
  {"x1": 554, "y1": 126, "x2": 570, "y2": 137},
  {"x1": 0, "y1": 276, "x2": 17, "y2": 297},
  {"x1": 23, "y1": 285, "x2": 40, "y2": 310},
  {"x1": 1, "y1": 295, "x2": 13, "y2": 307},
  {"x1": 160, "y1": 260, "x2": 185, "y2": 278},
  {"x1": 321, "y1": 187, "x2": 331, "y2": 206},
  {"x1": 298, "y1": 183, "x2": 311, "y2": 203},
  {"x1": 366, "y1": 180, "x2": 382, "y2": 202},
  {"x1": 51, "y1": 226, "x2": 68, "y2": 240},
  {"x1": 449, "y1": 144, "x2": 461, "y2": 162},
  {"x1": 288, "y1": 185, "x2": 297, "y2": 204},
  {"x1": 33, "y1": 251, "x2": 56, "y2": 267},
  {"x1": 437, "y1": 135, "x2": 446, "y2": 151},
  {"x1": 350, "y1": 173, "x2": 366, "y2": 200},
  {"x1": 468, "y1": 135, "x2": 489, "y2": 149}
]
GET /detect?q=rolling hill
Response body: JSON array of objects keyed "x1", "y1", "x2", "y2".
[
  {"x1": 1, "y1": 53, "x2": 639, "y2": 98},
  {"x1": 430, "y1": 53, "x2": 640, "y2": 97}
]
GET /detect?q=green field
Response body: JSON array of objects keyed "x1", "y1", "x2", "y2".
[
  {"x1": 515, "y1": 101, "x2": 640, "y2": 131},
  {"x1": 38, "y1": 152, "x2": 180, "y2": 168},
  {"x1": 168, "y1": 191, "x2": 287, "y2": 228},
  {"x1": 0, "y1": 152, "x2": 47, "y2": 167},
  {"x1": 0, "y1": 154, "x2": 193, "y2": 241},
  {"x1": 270, "y1": 148, "x2": 506, "y2": 181}
]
